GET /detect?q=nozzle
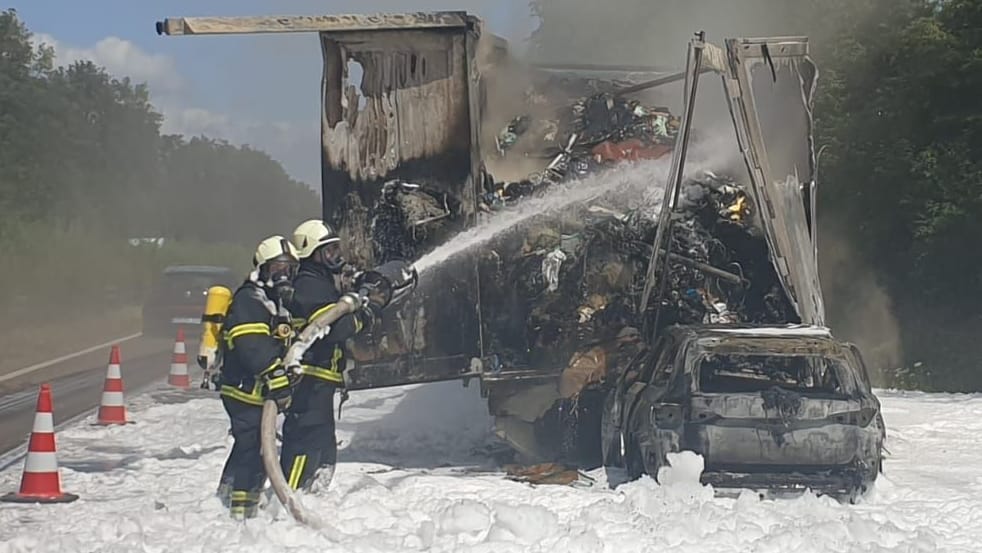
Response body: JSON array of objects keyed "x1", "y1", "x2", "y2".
[{"x1": 353, "y1": 260, "x2": 419, "y2": 311}]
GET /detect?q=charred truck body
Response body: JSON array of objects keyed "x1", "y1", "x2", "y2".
[{"x1": 157, "y1": 13, "x2": 884, "y2": 498}]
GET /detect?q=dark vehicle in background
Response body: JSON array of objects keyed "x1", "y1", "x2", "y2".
[
  {"x1": 142, "y1": 265, "x2": 238, "y2": 337},
  {"x1": 601, "y1": 325, "x2": 885, "y2": 500}
]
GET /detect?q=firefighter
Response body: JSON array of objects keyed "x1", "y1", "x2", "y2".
[
  {"x1": 216, "y1": 235, "x2": 300, "y2": 519},
  {"x1": 280, "y1": 219, "x2": 377, "y2": 492}
]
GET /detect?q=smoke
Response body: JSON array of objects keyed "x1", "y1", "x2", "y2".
[
  {"x1": 819, "y1": 225, "x2": 903, "y2": 384},
  {"x1": 526, "y1": 0, "x2": 808, "y2": 67},
  {"x1": 523, "y1": 1, "x2": 904, "y2": 375}
]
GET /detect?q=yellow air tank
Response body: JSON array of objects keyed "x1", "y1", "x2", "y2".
[{"x1": 198, "y1": 285, "x2": 233, "y2": 367}]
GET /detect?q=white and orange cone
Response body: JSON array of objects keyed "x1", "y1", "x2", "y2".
[
  {"x1": 96, "y1": 345, "x2": 128, "y2": 425},
  {"x1": 168, "y1": 327, "x2": 191, "y2": 389},
  {"x1": 1, "y1": 384, "x2": 79, "y2": 503}
]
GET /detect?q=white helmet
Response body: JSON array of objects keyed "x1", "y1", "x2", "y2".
[
  {"x1": 251, "y1": 235, "x2": 300, "y2": 297},
  {"x1": 254, "y1": 235, "x2": 299, "y2": 267},
  {"x1": 291, "y1": 219, "x2": 341, "y2": 259}
]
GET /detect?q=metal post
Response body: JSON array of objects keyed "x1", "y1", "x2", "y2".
[{"x1": 639, "y1": 31, "x2": 708, "y2": 338}]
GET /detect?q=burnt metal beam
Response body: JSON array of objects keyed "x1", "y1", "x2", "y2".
[
  {"x1": 634, "y1": 241, "x2": 746, "y2": 285},
  {"x1": 664, "y1": 251, "x2": 745, "y2": 285},
  {"x1": 343, "y1": 354, "x2": 477, "y2": 391},
  {"x1": 530, "y1": 61, "x2": 674, "y2": 73},
  {"x1": 479, "y1": 368, "x2": 562, "y2": 384},
  {"x1": 614, "y1": 67, "x2": 715, "y2": 97},
  {"x1": 640, "y1": 31, "x2": 708, "y2": 334},
  {"x1": 155, "y1": 12, "x2": 472, "y2": 37}
]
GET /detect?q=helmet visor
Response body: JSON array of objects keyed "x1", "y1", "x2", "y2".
[
  {"x1": 266, "y1": 257, "x2": 299, "y2": 283},
  {"x1": 317, "y1": 242, "x2": 345, "y2": 272},
  {"x1": 321, "y1": 242, "x2": 342, "y2": 262}
]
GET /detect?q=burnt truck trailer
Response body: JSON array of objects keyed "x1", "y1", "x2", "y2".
[{"x1": 156, "y1": 13, "x2": 842, "y2": 467}]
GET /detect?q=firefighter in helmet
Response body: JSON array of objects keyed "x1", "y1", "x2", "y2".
[
  {"x1": 278, "y1": 219, "x2": 377, "y2": 492},
  {"x1": 216, "y1": 235, "x2": 300, "y2": 519}
]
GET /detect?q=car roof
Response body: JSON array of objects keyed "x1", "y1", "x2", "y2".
[
  {"x1": 665, "y1": 324, "x2": 846, "y2": 358},
  {"x1": 162, "y1": 265, "x2": 234, "y2": 275},
  {"x1": 672, "y1": 324, "x2": 833, "y2": 339}
]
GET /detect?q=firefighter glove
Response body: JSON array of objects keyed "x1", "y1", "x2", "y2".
[
  {"x1": 358, "y1": 308, "x2": 378, "y2": 334},
  {"x1": 366, "y1": 286, "x2": 388, "y2": 312},
  {"x1": 263, "y1": 364, "x2": 300, "y2": 410}
]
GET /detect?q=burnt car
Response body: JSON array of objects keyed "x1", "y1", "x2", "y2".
[
  {"x1": 142, "y1": 265, "x2": 237, "y2": 337},
  {"x1": 601, "y1": 325, "x2": 885, "y2": 500}
]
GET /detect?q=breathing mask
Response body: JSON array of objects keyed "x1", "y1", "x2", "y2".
[
  {"x1": 261, "y1": 256, "x2": 299, "y2": 303},
  {"x1": 317, "y1": 242, "x2": 346, "y2": 274}
]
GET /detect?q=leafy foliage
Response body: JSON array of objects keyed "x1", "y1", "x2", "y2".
[
  {"x1": 807, "y1": 0, "x2": 982, "y2": 389},
  {"x1": 0, "y1": 9, "x2": 319, "y2": 316}
]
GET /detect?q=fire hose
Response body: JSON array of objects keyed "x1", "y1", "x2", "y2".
[
  {"x1": 260, "y1": 293, "x2": 356, "y2": 529},
  {"x1": 259, "y1": 261, "x2": 418, "y2": 527}
]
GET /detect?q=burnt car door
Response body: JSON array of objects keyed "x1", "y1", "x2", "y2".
[
  {"x1": 603, "y1": 335, "x2": 671, "y2": 465},
  {"x1": 626, "y1": 337, "x2": 687, "y2": 474},
  {"x1": 622, "y1": 336, "x2": 675, "y2": 428},
  {"x1": 617, "y1": 334, "x2": 682, "y2": 461}
]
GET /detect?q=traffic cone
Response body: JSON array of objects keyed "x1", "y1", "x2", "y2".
[
  {"x1": 96, "y1": 345, "x2": 128, "y2": 425},
  {"x1": 1, "y1": 384, "x2": 79, "y2": 503},
  {"x1": 168, "y1": 327, "x2": 191, "y2": 389}
]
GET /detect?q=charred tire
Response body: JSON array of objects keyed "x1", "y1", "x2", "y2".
[
  {"x1": 646, "y1": 448, "x2": 663, "y2": 484},
  {"x1": 644, "y1": 439, "x2": 675, "y2": 484},
  {"x1": 625, "y1": 435, "x2": 645, "y2": 481},
  {"x1": 600, "y1": 391, "x2": 623, "y2": 468}
]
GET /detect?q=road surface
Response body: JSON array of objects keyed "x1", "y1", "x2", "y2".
[{"x1": 0, "y1": 334, "x2": 201, "y2": 455}]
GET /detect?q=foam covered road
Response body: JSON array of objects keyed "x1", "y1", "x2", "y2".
[{"x1": 0, "y1": 379, "x2": 979, "y2": 552}]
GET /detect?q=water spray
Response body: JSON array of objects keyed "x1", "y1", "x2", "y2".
[{"x1": 413, "y1": 138, "x2": 738, "y2": 276}]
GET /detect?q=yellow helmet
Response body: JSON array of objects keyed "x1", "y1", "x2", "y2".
[{"x1": 291, "y1": 219, "x2": 341, "y2": 259}]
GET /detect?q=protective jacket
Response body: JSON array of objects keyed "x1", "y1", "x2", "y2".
[
  {"x1": 219, "y1": 280, "x2": 292, "y2": 405},
  {"x1": 290, "y1": 261, "x2": 370, "y2": 385}
]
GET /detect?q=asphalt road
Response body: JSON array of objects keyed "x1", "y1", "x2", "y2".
[{"x1": 0, "y1": 334, "x2": 201, "y2": 455}]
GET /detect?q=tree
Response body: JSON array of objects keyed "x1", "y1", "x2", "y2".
[{"x1": 0, "y1": 10, "x2": 320, "y2": 315}]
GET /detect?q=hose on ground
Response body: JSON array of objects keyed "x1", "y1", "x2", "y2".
[{"x1": 260, "y1": 294, "x2": 359, "y2": 528}]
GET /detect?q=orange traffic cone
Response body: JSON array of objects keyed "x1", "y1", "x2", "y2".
[
  {"x1": 168, "y1": 327, "x2": 191, "y2": 389},
  {"x1": 96, "y1": 345, "x2": 128, "y2": 425},
  {"x1": 1, "y1": 384, "x2": 79, "y2": 503}
]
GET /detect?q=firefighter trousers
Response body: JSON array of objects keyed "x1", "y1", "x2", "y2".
[
  {"x1": 219, "y1": 396, "x2": 265, "y2": 518},
  {"x1": 279, "y1": 379, "x2": 338, "y2": 491}
]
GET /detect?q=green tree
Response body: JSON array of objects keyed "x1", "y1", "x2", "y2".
[{"x1": 0, "y1": 9, "x2": 320, "y2": 318}]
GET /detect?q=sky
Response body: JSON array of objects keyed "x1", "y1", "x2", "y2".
[{"x1": 10, "y1": 1, "x2": 538, "y2": 188}]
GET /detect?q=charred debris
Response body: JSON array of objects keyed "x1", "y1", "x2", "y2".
[{"x1": 369, "y1": 84, "x2": 799, "y2": 377}]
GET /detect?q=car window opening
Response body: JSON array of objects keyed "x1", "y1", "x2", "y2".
[{"x1": 699, "y1": 353, "x2": 844, "y2": 394}]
